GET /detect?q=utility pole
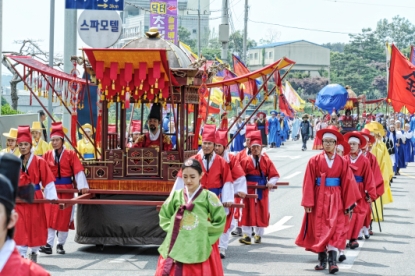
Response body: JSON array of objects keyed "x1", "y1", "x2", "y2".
[
  {"x1": 47, "y1": 0, "x2": 55, "y2": 133},
  {"x1": 63, "y1": 8, "x2": 77, "y2": 136},
  {"x1": 198, "y1": 0, "x2": 201, "y2": 57},
  {"x1": 242, "y1": 0, "x2": 248, "y2": 64},
  {"x1": 219, "y1": 0, "x2": 229, "y2": 62}
]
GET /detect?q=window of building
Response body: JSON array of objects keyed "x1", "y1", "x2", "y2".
[
  {"x1": 249, "y1": 53, "x2": 253, "y2": 59},
  {"x1": 254, "y1": 53, "x2": 258, "y2": 59},
  {"x1": 268, "y1": 52, "x2": 272, "y2": 58},
  {"x1": 193, "y1": 29, "x2": 197, "y2": 34}
]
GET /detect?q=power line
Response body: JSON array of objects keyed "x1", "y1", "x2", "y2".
[{"x1": 248, "y1": 19, "x2": 356, "y2": 35}]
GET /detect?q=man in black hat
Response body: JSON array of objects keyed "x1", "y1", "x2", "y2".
[
  {"x1": 0, "y1": 153, "x2": 50, "y2": 275},
  {"x1": 133, "y1": 104, "x2": 173, "y2": 151}
]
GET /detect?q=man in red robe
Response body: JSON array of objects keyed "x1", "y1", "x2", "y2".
[
  {"x1": 40, "y1": 122, "x2": 89, "y2": 255},
  {"x1": 239, "y1": 131, "x2": 280, "y2": 245},
  {"x1": 0, "y1": 153, "x2": 50, "y2": 275},
  {"x1": 172, "y1": 124, "x2": 234, "y2": 208},
  {"x1": 295, "y1": 125, "x2": 360, "y2": 274},
  {"x1": 214, "y1": 129, "x2": 247, "y2": 259},
  {"x1": 343, "y1": 131, "x2": 377, "y2": 250},
  {"x1": 133, "y1": 103, "x2": 173, "y2": 151},
  {"x1": 361, "y1": 128, "x2": 384, "y2": 237},
  {"x1": 15, "y1": 126, "x2": 58, "y2": 263}
]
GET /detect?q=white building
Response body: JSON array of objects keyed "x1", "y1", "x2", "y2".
[
  {"x1": 247, "y1": 40, "x2": 330, "y2": 77},
  {"x1": 115, "y1": 0, "x2": 210, "y2": 48}
]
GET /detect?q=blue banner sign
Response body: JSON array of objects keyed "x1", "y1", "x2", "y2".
[{"x1": 66, "y1": 0, "x2": 124, "y2": 11}]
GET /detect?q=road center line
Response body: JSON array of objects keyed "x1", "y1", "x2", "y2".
[
  {"x1": 109, "y1": 252, "x2": 139, "y2": 263},
  {"x1": 282, "y1": 171, "x2": 302, "y2": 179},
  {"x1": 264, "y1": 216, "x2": 293, "y2": 235}
]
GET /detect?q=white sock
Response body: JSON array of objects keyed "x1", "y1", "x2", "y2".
[
  {"x1": 57, "y1": 231, "x2": 69, "y2": 245},
  {"x1": 30, "y1": 246, "x2": 40, "y2": 254},
  {"x1": 241, "y1": 226, "x2": 253, "y2": 236},
  {"x1": 17, "y1": 246, "x2": 28, "y2": 257},
  {"x1": 358, "y1": 228, "x2": 364, "y2": 238},
  {"x1": 339, "y1": 250, "x2": 345, "y2": 255},
  {"x1": 362, "y1": 226, "x2": 369, "y2": 236},
  {"x1": 47, "y1": 228, "x2": 56, "y2": 246}
]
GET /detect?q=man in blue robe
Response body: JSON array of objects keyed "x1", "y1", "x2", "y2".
[
  {"x1": 231, "y1": 116, "x2": 246, "y2": 152},
  {"x1": 268, "y1": 111, "x2": 281, "y2": 148}
]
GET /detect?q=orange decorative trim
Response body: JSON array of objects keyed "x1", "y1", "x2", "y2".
[{"x1": 88, "y1": 179, "x2": 174, "y2": 192}]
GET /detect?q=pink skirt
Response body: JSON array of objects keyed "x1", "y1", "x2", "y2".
[{"x1": 154, "y1": 242, "x2": 224, "y2": 276}]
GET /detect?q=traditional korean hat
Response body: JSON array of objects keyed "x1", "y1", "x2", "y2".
[
  {"x1": 148, "y1": 103, "x2": 161, "y2": 121},
  {"x1": 215, "y1": 129, "x2": 228, "y2": 147},
  {"x1": 245, "y1": 125, "x2": 258, "y2": 139},
  {"x1": 49, "y1": 125, "x2": 68, "y2": 135},
  {"x1": 130, "y1": 120, "x2": 141, "y2": 134},
  {"x1": 270, "y1": 110, "x2": 277, "y2": 115},
  {"x1": 2, "y1": 128, "x2": 18, "y2": 140},
  {"x1": 257, "y1": 112, "x2": 266, "y2": 118},
  {"x1": 302, "y1": 114, "x2": 309, "y2": 119},
  {"x1": 336, "y1": 140, "x2": 350, "y2": 156},
  {"x1": 249, "y1": 130, "x2": 262, "y2": 147},
  {"x1": 79, "y1": 123, "x2": 95, "y2": 135},
  {"x1": 17, "y1": 126, "x2": 32, "y2": 144},
  {"x1": 344, "y1": 131, "x2": 367, "y2": 149},
  {"x1": 50, "y1": 122, "x2": 65, "y2": 139},
  {"x1": 0, "y1": 153, "x2": 22, "y2": 210},
  {"x1": 30, "y1": 121, "x2": 44, "y2": 132},
  {"x1": 360, "y1": 128, "x2": 375, "y2": 144},
  {"x1": 280, "y1": 112, "x2": 285, "y2": 117},
  {"x1": 202, "y1": 124, "x2": 216, "y2": 143},
  {"x1": 316, "y1": 125, "x2": 343, "y2": 142},
  {"x1": 145, "y1": 27, "x2": 161, "y2": 38}
]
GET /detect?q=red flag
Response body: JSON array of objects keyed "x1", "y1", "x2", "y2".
[
  {"x1": 388, "y1": 44, "x2": 415, "y2": 113},
  {"x1": 232, "y1": 55, "x2": 257, "y2": 96},
  {"x1": 278, "y1": 83, "x2": 295, "y2": 118}
]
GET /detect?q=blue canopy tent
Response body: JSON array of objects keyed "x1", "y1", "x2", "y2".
[{"x1": 315, "y1": 84, "x2": 348, "y2": 113}]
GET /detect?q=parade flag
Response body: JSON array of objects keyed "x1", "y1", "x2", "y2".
[
  {"x1": 387, "y1": 44, "x2": 415, "y2": 113},
  {"x1": 150, "y1": 0, "x2": 178, "y2": 44},
  {"x1": 284, "y1": 81, "x2": 306, "y2": 111},
  {"x1": 278, "y1": 84, "x2": 295, "y2": 119},
  {"x1": 179, "y1": 41, "x2": 198, "y2": 61},
  {"x1": 386, "y1": 42, "x2": 392, "y2": 63},
  {"x1": 232, "y1": 54, "x2": 257, "y2": 96}
]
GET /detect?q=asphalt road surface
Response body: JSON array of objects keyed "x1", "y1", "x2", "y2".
[{"x1": 38, "y1": 139, "x2": 415, "y2": 275}]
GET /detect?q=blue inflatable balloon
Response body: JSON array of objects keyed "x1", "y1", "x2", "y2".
[{"x1": 315, "y1": 84, "x2": 348, "y2": 113}]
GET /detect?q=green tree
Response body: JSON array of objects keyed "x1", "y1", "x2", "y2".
[
  {"x1": 344, "y1": 28, "x2": 384, "y2": 62},
  {"x1": 228, "y1": 30, "x2": 257, "y2": 57},
  {"x1": 1, "y1": 97, "x2": 22, "y2": 115},
  {"x1": 178, "y1": 26, "x2": 196, "y2": 50},
  {"x1": 375, "y1": 16, "x2": 415, "y2": 49}
]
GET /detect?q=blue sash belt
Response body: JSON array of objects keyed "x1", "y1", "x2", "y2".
[
  {"x1": 246, "y1": 175, "x2": 267, "y2": 200},
  {"x1": 55, "y1": 176, "x2": 72, "y2": 185},
  {"x1": 209, "y1": 188, "x2": 222, "y2": 197},
  {"x1": 33, "y1": 184, "x2": 41, "y2": 191},
  {"x1": 315, "y1": 177, "x2": 340, "y2": 187},
  {"x1": 83, "y1": 153, "x2": 94, "y2": 159},
  {"x1": 354, "y1": 175, "x2": 364, "y2": 183},
  {"x1": 257, "y1": 125, "x2": 265, "y2": 130}
]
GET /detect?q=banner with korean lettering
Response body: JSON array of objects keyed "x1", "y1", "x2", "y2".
[
  {"x1": 387, "y1": 44, "x2": 415, "y2": 113},
  {"x1": 150, "y1": 0, "x2": 178, "y2": 44}
]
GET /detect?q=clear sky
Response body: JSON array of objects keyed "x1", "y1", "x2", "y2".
[{"x1": 2, "y1": 0, "x2": 415, "y2": 69}]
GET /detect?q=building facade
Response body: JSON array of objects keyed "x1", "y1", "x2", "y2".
[
  {"x1": 247, "y1": 40, "x2": 330, "y2": 77},
  {"x1": 115, "y1": 0, "x2": 210, "y2": 48}
]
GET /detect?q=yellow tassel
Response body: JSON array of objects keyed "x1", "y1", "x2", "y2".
[
  {"x1": 126, "y1": 86, "x2": 130, "y2": 92},
  {"x1": 107, "y1": 102, "x2": 111, "y2": 108},
  {"x1": 121, "y1": 86, "x2": 125, "y2": 96},
  {"x1": 101, "y1": 94, "x2": 105, "y2": 101},
  {"x1": 139, "y1": 80, "x2": 143, "y2": 90},
  {"x1": 98, "y1": 80, "x2": 102, "y2": 90},
  {"x1": 24, "y1": 85, "x2": 27, "y2": 91},
  {"x1": 38, "y1": 90, "x2": 41, "y2": 97},
  {"x1": 135, "y1": 87, "x2": 138, "y2": 95},
  {"x1": 150, "y1": 86, "x2": 154, "y2": 94},
  {"x1": 117, "y1": 95, "x2": 120, "y2": 102},
  {"x1": 159, "y1": 93, "x2": 162, "y2": 99},
  {"x1": 112, "y1": 81, "x2": 115, "y2": 90},
  {"x1": 155, "y1": 79, "x2": 158, "y2": 89},
  {"x1": 239, "y1": 101, "x2": 243, "y2": 108},
  {"x1": 155, "y1": 97, "x2": 158, "y2": 103},
  {"x1": 138, "y1": 99, "x2": 141, "y2": 106},
  {"x1": 105, "y1": 86, "x2": 108, "y2": 95},
  {"x1": 122, "y1": 102, "x2": 125, "y2": 109},
  {"x1": 162, "y1": 101, "x2": 167, "y2": 107},
  {"x1": 143, "y1": 93, "x2": 147, "y2": 100}
]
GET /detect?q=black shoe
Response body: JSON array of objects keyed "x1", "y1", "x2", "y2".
[
  {"x1": 358, "y1": 236, "x2": 363, "y2": 240},
  {"x1": 338, "y1": 253, "x2": 346, "y2": 262},
  {"x1": 315, "y1": 251, "x2": 327, "y2": 270},
  {"x1": 239, "y1": 235, "x2": 252, "y2": 245},
  {"x1": 56, "y1": 244, "x2": 65, "y2": 254},
  {"x1": 254, "y1": 235, "x2": 261, "y2": 244},
  {"x1": 231, "y1": 227, "x2": 242, "y2": 237},
  {"x1": 39, "y1": 244, "x2": 52, "y2": 255},
  {"x1": 328, "y1": 250, "x2": 339, "y2": 274},
  {"x1": 349, "y1": 240, "x2": 359, "y2": 249},
  {"x1": 364, "y1": 234, "x2": 370, "y2": 240}
]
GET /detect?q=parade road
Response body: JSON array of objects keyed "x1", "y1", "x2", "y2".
[{"x1": 39, "y1": 140, "x2": 415, "y2": 275}]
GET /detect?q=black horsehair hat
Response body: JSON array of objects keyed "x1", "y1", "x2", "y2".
[
  {"x1": 148, "y1": 103, "x2": 161, "y2": 121},
  {"x1": 0, "y1": 153, "x2": 34, "y2": 210}
]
